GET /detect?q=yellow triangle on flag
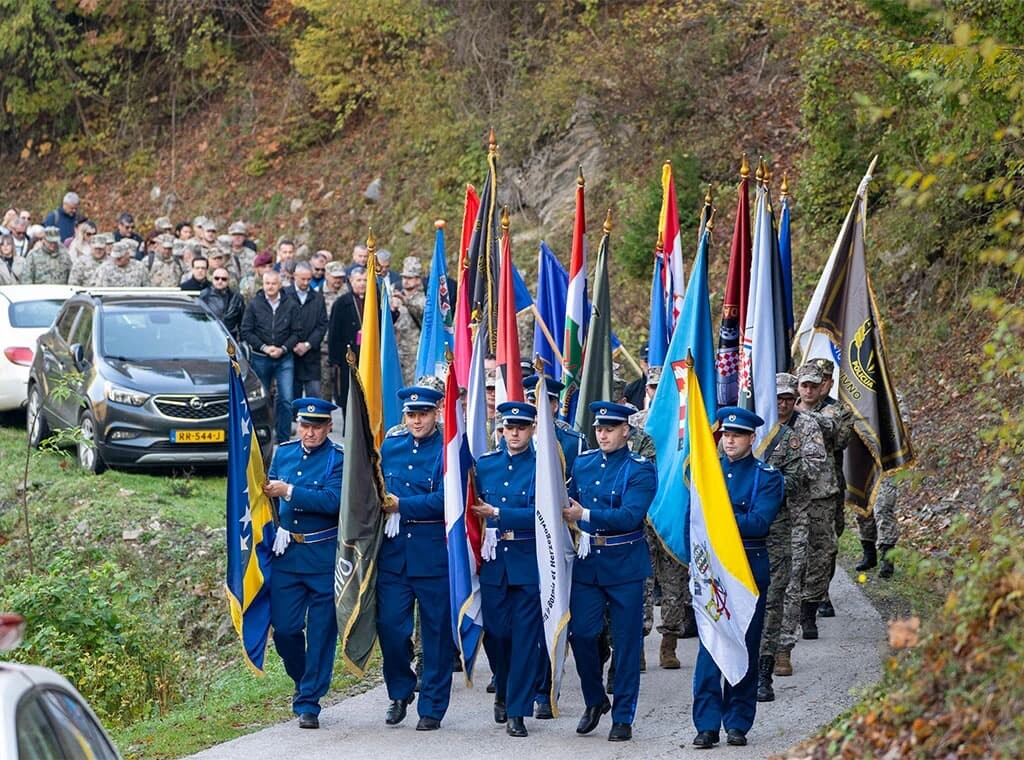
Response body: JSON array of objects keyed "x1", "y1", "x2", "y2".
[{"x1": 359, "y1": 232, "x2": 383, "y2": 447}]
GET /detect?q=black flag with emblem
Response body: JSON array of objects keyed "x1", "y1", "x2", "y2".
[
  {"x1": 812, "y1": 183, "x2": 914, "y2": 514},
  {"x1": 335, "y1": 360, "x2": 385, "y2": 674}
]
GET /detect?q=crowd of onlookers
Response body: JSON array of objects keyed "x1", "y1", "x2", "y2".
[{"x1": 1, "y1": 192, "x2": 433, "y2": 440}]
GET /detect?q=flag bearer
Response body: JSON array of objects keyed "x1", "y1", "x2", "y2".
[
  {"x1": 377, "y1": 386, "x2": 452, "y2": 731},
  {"x1": 471, "y1": 402, "x2": 544, "y2": 738},
  {"x1": 523, "y1": 374, "x2": 587, "y2": 474},
  {"x1": 562, "y1": 401, "x2": 657, "y2": 742},
  {"x1": 262, "y1": 398, "x2": 344, "y2": 729},
  {"x1": 691, "y1": 407, "x2": 783, "y2": 749}
]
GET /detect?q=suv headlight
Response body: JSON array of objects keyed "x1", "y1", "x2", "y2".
[
  {"x1": 247, "y1": 384, "x2": 266, "y2": 402},
  {"x1": 104, "y1": 382, "x2": 150, "y2": 406}
]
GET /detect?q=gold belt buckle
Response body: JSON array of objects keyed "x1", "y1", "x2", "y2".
[
  {"x1": 500, "y1": 530, "x2": 515, "y2": 541},
  {"x1": 593, "y1": 535, "x2": 607, "y2": 546},
  {"x1": 291, "y1": 532, "x2": 306, "y2": 543}
]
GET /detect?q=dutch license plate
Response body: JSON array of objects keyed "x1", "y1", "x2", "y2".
[{"x1": 170, "y1": 429, "x2": 224, "y2": 443}]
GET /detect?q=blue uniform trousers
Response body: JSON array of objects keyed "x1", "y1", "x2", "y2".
[
  {"x1": 377, "y1": 569, "x2": 454, "y2": 720},
  {"x1": 569, "y1": 578, "x2": 645, "y2": 724},
  {"x1": 480, "y1": 578, "x2": 543, "y2": 718},
  {"x1": 269, "y1": 567, "x2": 337, "y2": 716},
  {"x1": 692, "y1": 545, "x2": 771, "y2": 733}
]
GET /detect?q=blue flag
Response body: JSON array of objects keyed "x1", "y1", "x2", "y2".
[
  {"x1": 225, "y1": 352, "x2": 275, "y2": 671},
  {"x1": 513, "y1": 260, "x2": 534, "y2": 313},
  {"x1": 416, "y1": 225, "x2": 454, "y2": 379},
  {"x1": 648, "y1": 254, "x2": 669, "y2": 367},
  {"x1": 380, "y1": 289, "x2": 404, "y2": 432},
  {"x1": 533, "y1": 241, "x2": 568, "y2": 380},
  {"x1": 645, "y1": 227, "x2": 717, "y2": 563},
  {"x1": 778, "y1": 194, "x2": 795, "y2": 356}
]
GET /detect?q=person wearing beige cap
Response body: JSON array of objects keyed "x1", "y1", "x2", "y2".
[
  {"x1": 91, "y1": 240, "x2": 150, "y2": 287},
  {"x1": 148, "y1": 234, "x2": 185, "y2": 288},
  {"x1": 153, "y1": 216, "x2": 174, "y2": 234},
  {"x1": 23, "y1": 227, "x2": 72, "y2": 283},
  {"x1": 228, "y1": 221, "x2": 257, "y2": 267},
  {"x1": 68, "y1": 236, "x2": 108, "y2": 286},
  {"x1": 392, "y1": 256, "x2": 425, "y2": 385}
]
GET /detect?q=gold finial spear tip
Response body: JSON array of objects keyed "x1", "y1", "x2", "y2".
[
  {"x1": 780, "y1": 171, "x2": 790, "y2": 197},
  {"x1": 577, "y1": 165, "x2": 585, "y2": 186},
  {"x1": 603, "y1": 208, "x2": 612, "y2": 235},
  {"x1": 656, "y1": 229, "x2": 664, "y2": 251},
  {"x1": 740, "y1": 153, "x2": 750, "y2": 179},
  {"x1": 500, "y1": 206, "x2": 510, "y2": 231},
  {"x1": 227, "y1": 340, "x2": 236, "y2": 357},
  {"x1": 444, "y1": 343, "x2": 454, "y2": 363},
  {"x1": 533, "y1": 353, "x2": 544, "y2": 374},
  {"x1": 755, "y1": 157, "x2": 765, "y2": 183},
  {"x1": 366, "y1": 227, "x2": 375, "y2": 252},
  {"x1": 435, "y1": 219, "x2": 446, "y2": 229},
  {"x1": 704, "y1": 183, "x2": 713, "y2": 206},
  {"x1": 345, "y1": 346, "x2": 356, "y2": 367},
  {"x1": 706, "y1": 207, "x2": 717, "y2": 232},
  {"x1": 488, "y1": 127, "x2": 497, "y2": 154}
]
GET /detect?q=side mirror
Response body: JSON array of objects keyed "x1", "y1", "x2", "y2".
[
  {"x1": 0, "y1": 613, "x2": 26, "y2": 651},
  {"x1": 70, "y1": 343, "x2": 86, "y2": 370}
]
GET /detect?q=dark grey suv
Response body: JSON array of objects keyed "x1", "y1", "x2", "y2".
[{"x1": 26, "y1": 291, "x2": 272, "y2": 472}]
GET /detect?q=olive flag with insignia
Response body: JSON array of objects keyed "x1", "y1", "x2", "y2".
[{"x1": 335, "y1": 360, "x2": 386, "y2": 675}]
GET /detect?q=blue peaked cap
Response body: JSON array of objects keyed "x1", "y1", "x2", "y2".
[
  {"x1": 398, "y1": 385, "x2": 443, "y2": 412},
  {"x1": 589, "y1": 401, "x2": 634, "y2": 426},
  {"x1": 716, "y1": 405, "x2": 764, "y2": 432},
  {"x1": 293, "y1": 397, "x2": 337, "y2": 422}
]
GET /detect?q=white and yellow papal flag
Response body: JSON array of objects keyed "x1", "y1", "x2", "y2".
[{"x1": 685, "y1": 362, "x2": 759, "y2": 685}]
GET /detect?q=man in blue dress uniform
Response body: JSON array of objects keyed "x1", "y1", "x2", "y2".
[
  {"x1": 471, "y1": 402, "x2": 544, "y2": 738},
  {"x1": 262, "y1": 397, "x2": 344, "y2": 729},
  {"x1": 562, "y1": 401, "x2": 657, "y2": 742},
  {"x1": 377, "y1": 385, "x2": 452, "y2": 731},
  {"x1": 692, "y1": 406, "x2": 784, "y2": 749},
  {"x1": 523, "y1": 374, "x2": 587, "y2": 474}
]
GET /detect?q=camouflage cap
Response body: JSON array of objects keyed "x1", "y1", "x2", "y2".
[
  {"x1": 43, "y1": 226, "x2": 61, "y2": 242},
  {"x1": 202, "y1": 219, "x2": 218, "y2": 232},
  {"x1": 776, "y1": 372, "x2": 798, "y2": 397},
  {"x1": 92, "y1": 233, "x2": 113, "y2": 246},
  {"x1": 192, "y1": 215, "x2": 208, "y2": 229},
  {"x1": 484, "y1": 368, "x2": 496, "y2": 389},
  {"x1": 154, "y1": 216, "x2": 173, "y2": 231},
  {"x1": 325, "y1": 262, "x2": 346, "y2": 278},
  {"x1": 812, "y1": 357, "x2": 835, "y2": 375},
  {"x1": 612, "y1": 372, "x2": 627, "y2": 400},
  {"x1": 646, "y1": 365, "x2": 663, "y2": 387},
  {"x1": 401, "y1": 257, "x2": 423, "y2": 278},
  {"x1": 157, "y1": 234, "x2": 175, "y2": 249},
  {"x1": 111, "y1": 240, "x2": 134, "y2": 258},
  {"x1": 414, "y1": 375, "x2": 445, "y2": 394},
  {"x1": 228, "y1": 221, "x2": 247, "y2": 235},
  {"x1": 796, "y1": 362, "x2": 823, "y2": 384}
]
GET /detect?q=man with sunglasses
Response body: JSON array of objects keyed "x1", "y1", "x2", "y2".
[
  {"x1": 200, "y1": 266, "x2": 244, "y2": 339},
  {"x1": 113, "y1": 212, "x2": 143, "y2": 258},
  {"x1": 308, "y1": 252, "x2": 328, "y2": 290}
]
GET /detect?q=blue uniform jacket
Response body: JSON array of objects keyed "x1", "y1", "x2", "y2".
[
  {"x1": 720, "y1": 453, "x2": 784, "y2": 539},
  {"x1": 380, "y1": 428, "x2": 446, "y2": 577},
  {"x1": 475, "y1": 445, "x2": 538, "y2": 587},
  {"x1": 555, "y1": 420, "x2": 587, "y2": 475},
  {"x1": 569, "y1": 446, "x2": 656, "y2": 585},
  {"x1": 268, "y1": 439, "x2": 344, "y2": 574}
]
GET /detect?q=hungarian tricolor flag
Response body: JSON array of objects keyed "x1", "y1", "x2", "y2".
[{"x1": 561, "y1": 166, "x2": 587, "y2": 422}]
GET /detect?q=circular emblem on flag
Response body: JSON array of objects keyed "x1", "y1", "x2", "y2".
[
  {"x1": 307, "y1": 404, "x2": 315, "y2": 412},
  {"x1": 411, "y1": 393, "x2": 419, "y2": 401}
]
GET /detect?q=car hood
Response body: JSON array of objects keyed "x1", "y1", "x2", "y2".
[{"x1": 103, "y1": 357, "x2": 232, "y2": 391}]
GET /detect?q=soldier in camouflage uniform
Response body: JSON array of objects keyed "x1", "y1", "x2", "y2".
[
  {"x1": 804, "y1": 357, "x2": 853, "y2": 618},
  {"x1": 68, "y1": 241, "x2": 107, "y2": 287},
  {"x1": 148, "y1": 235, "x2": 185, "y2": 288},
  {"x1": 92, "y1": 241, "x2": 151, "y2": 287},
  {"x1": 24, "y1": 227, "x2": 72, "y2": 284},
  {"x1": 855, "y1": 391, "x2": 909, "y2": 579},
  {"x1": 629, "y1": 367, "x2": 694, "y2": 672},
  {"x1": 240, "y1": 252, "x2": 274, "y2": 301},
  {"x1": 775, "y1": 372, "x2": 829, "y2": 678},
  {"x1": 392, "y1": 257, "x2": 426, "y2": 386}
]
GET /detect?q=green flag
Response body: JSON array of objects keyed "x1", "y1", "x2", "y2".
[
  {"x1": 574, "y1": 211, "x2": 614, "y2": 446},
  {"x1": 335, "y1": 360, "x2": 385, "y2": 675}
]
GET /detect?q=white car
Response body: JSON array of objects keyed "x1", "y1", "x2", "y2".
[
  {"x1": 0, "y1": 613, "x2": 120, "y2": 759},
  {"x1": 0, "y1": 285, "x2": 77, "y2": 412}
]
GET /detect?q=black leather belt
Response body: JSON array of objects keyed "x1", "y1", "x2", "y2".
[
  {"x1": 406, "y1": 520, "x2": 443, "y2": 524},
  {"x1": 592, "y1": 529, "x2": 645, "y2": 547},
  {"x1": 742, "y1": 538, "x2": 767, "y2": 549}
]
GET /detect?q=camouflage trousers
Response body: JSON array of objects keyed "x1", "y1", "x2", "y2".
[
  {"x1": 802, "y1": 496, "x2": 837, "y2": 603},
  {"x1": 857, "y1": 477, "x2": 899, "y2": 546},
  {"x1": 778, "y1": 495, "x2": 813, "y2": 653},
  {"x1": 760, "y1": 502, "x2": 792, "y2": 657},
  {"x1": 643, "y1": 522, "x2": 693, "y2": 637}
]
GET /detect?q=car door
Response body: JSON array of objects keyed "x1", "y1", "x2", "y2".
[
  {"x1": 60, "y1": 306, "x2": 95, "y2": 426},
  {"x1": 34, "y1": 304, "x2": 80, "y2": 427},
  {"x1": 16, "y1": 686, "x2": 119, "y2": 760}
]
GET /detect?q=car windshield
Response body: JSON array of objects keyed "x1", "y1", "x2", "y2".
[
  {"x1": 9, "y1": 299, "x2": 65, "y2": 328},
  {"x1": 100, "y1": 305, "x2": 229, "y2": 361}
]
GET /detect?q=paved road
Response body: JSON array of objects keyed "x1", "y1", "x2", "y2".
[{"x1": 189, "y1": 567, "x2": 884, "y2": 759}]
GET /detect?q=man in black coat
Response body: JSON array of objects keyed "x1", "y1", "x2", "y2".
[
  {"x1": 199, "y1": 266, "x2": 244, "y2": 339},
  {"x1": 241, "y1": 269, "x2": 301, "y2": 444},
  {"x1": 327, "y1": 264, "x2": 369, "y2": 408},
  {"x1": 286, "y1": 262, "x2": 329, "y2": 400}
]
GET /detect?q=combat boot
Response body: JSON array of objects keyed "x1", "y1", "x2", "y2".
[
  {"x1": 755, "y1": 655, "x2": 775, "y2": 702},
  {"x1": 659, "y1": 635, "x2": 680, "y2": 669},
  {"x1": 855, "y1": 540, "x2": 877, "y2": 571},
  {"x1": 800, "y1": 601, "x2": 819, "y2": 639},
  {"x1": 878, "y1": 544, "x2": 895, "y2": 578},
  {"x1": 774, "y1": 650, "x2": 793, "y2": 676}
]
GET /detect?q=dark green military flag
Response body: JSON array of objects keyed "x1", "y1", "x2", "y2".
[
  {"x1": 813, "y1": 180, "x2": 915, "y2": 515},
  {"x1": 574, "y1": 210, "x2": 614, "y2": 446},
  {"x1": 335, "y1": 359, "x2": 385, "y2": 675}
]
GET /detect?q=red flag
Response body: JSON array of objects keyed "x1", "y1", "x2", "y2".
[
  {"x1": 495, "y1": 208, "x2": 523, "y2": 407},
  {"x1": 715, "y1": 155, "x2": 752, "y2": 407},
  {"x1": 453, "y1": 184, "x2": 480, "y2": 386}
]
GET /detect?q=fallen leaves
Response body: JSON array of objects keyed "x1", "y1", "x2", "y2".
[{"x1": 888, "y1": 616, "x2": 921, "y2": 649}]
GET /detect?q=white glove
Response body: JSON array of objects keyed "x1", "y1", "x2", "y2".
[
  {"x1": 384, "y1": 512, "x2": 401, "y2": 538},
  {"x1": 272, "y1": 526, "x2": 292, "y2": 556},
  {"x1": 576, "y1": 530, "x2": 591, "y2": 560},
  {"x1": 481, "y1": 527, "x2": 498, "y2": 561}
]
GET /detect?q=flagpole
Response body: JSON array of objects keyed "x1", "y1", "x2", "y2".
[{"x1": 531, "y1": 304, "x2": 565, "y2": 366}]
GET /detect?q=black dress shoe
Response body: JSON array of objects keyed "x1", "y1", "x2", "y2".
[
  {"x1": 534, "y1": 701, "x2": 553, "y2": 720},
  {"x1": 608, "y1": 722, "x2": 632, "y2": 741},
  {"x1": 692, "y1": 730, "x2": 720, "y2": 748},
  {"x1": 726, "y1": 728, "x2": 747, "y2": 746},
  {"x1": 297, "y1": 713, "x2": 319, "y2": 729},
  {"x1": 385, "y1": 695, "x2": 414, "y2": 725},
  {"x1": 493, "y1": 698, "x2": 508, "y2": 724},
  {"x1": 506, "y1": 716, "x2": 528, "y2": 737},
  {"x1": 486, "y1": 675, "x2": 496, "y2": 694},
  {"x1": 416, "y1": 716, "x2": 441, "y2": 731},
  {"x1": 575, "y1": 699, "x2": 611, "y2": 734}
]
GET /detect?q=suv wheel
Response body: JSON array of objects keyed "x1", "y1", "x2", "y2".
[
  {"x1": 26, "y1": 384, "x2": 50, "y2": 449},
  {"x1": 77, "y1": 411, "x2": 106, "y2": 474}
]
